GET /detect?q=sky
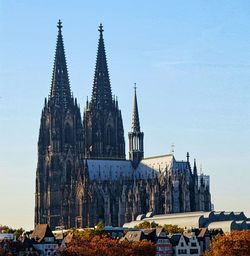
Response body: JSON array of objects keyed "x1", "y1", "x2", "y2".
[{"x1": 0, "y1": 0, "x2": 250, "y2": 230}]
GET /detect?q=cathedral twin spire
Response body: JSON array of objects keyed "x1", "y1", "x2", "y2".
[
  {"x1": 47, "y1": 20, "x2": 143, "y2": 161},
  {"x1": 84, "y1": 23, "x2": 125, "y2": 159},
  {"x1": 50, "y1": 20, "x2": 72, "y2": 108},
  {"x1": 91, "y1": 23, "x2": 112, "y2": 108}
]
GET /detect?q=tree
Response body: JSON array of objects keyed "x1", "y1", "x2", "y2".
[
  {"x1": 59, "y1": 234, "x2": 156, "y2": 256},
  {"x1": 0, "y1": 225, "x2": 25, "y2": 239},
  {"x1": 129, "y1": 240, "x2": 156, "y2": 256},
  {"x1": 95, "y1": 221, "x2": 105, "y2": 235},
  {"x1": 135, "y1": 221, "x2": 158, "y2": 229},
  {"x1": 162, "y1": 224, "x2": 184, "y2": 234},
  {"x1": 0, "y1": 225, "x2": 9, "y2": 233},
  {"x1": 204, "y1": 230, "x2": 250, "y2": 256},
  {"x1": 13, "y1": 228, "x2": 25, "y2": 239}
]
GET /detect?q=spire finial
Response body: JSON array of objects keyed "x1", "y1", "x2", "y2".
[
  {"x1": 98, "y1": 23, "x2": 104, "y2": 33},
  {"x1": 134, "y1": 83, "x2": 137, "y2": 92},
  {"x1": 57, "y1": 19, "x2": 63, "y2": 31},
  {"x1": 171, "y1": 144, "x2": 175, "y2": 155}
]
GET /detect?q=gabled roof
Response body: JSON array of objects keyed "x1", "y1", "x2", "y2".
[
  {"x1": 169, "y1": 234, "x2": 189, "y2": 246},
  {"x1": 63, "y1": 232, "x2": 74, "y2": 244},
  {"x1": 168, "y1": 234, "x2": 181, "y2": 246},
  {"x1": 198, "y1": 228, "x2": 209, "y2": 238},
  {"x1": 87, "y1": 159, "x2": 133, "y2": 181},
  {"x1": 30, "y1": 224, "x2": 54, "y2": 243},
  {"x1": 155, "y1": 227, "x2": 166, "y2": 237},
  {"x1": 142, "y1": 228, "x2": 155, "y2": 236},
  {"x1": 123, "y1": 230, "x2": 145, "y2": 242},
  {"x1": 142, "y1": 228, "x2": 157, "y2": 242},
  {"x1": 87, "y1": 152, "x2": 193, "y2": 181}
]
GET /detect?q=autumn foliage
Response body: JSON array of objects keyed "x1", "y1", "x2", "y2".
[
  {"x1": 135, "y1": 220, "x2": 158, "y2": 229},
  {"x1": 162, "y1": 224, "x2": 184, "y2": 234},
  {"x1": 59, "y1": 234, "x2": 156, "y2": 256},
  {"x1": 204, "y1": 230, "x2": 250, "y2": 256}
]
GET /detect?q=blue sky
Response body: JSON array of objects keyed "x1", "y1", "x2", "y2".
[{"x1": 0, "y1": 0, "x2": 250, "y2": 230}]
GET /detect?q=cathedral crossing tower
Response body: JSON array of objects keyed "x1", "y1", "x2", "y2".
[{"x1": 128, "y1": 85, "x2": 144, "y2": 168}]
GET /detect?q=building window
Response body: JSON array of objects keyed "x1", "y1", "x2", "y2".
[{"x1": 190, "y1": 249, "x2": 199, "y2": 254}]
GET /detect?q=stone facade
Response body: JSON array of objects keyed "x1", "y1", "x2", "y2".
[
  {"x1": 83, "y1": 24, "x2": 125, "y2": 160},
  {"x1": 35, "y1": 21, "x2": 211, "y2": 230}
]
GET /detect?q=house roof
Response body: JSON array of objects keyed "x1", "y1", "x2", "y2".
[
  {"x1": 198, "y1": 228, "x2": 209, "y2": 238},
  {"x1": 63, "y1": 232, "x2": 74, "y2": 244},
  {"x1": 168, "y1": 234, "x2": 181, "y2": 246},
  {"x1": 155, "y1": 227, "x2": 165, "y2": 237},
  {"x1": 122, "y1": 231, "x2": 145, "y2": 242},
  {"x1": 30, "y1": 224, "x2": 54, "y2": 243}
]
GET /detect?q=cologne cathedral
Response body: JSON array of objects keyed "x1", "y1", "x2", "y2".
[{"x1": 35, "y1": 21, "x2": 211, "y2": 230}]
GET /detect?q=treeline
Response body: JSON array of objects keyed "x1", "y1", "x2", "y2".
[
  {"x1": 134, "y1": 220, "x2": 184, "y2": 233},
  {"x1": 204, "y1": 230, "x2": 250, "y2": 256},
  {"x1": 60, "y1": 234, "x2": 155, "y2": 256},
  {"x1": 0, "y1": 225, "x2": 24, "y2": 238}
]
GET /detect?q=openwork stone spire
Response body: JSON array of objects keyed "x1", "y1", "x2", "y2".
[
  {"x1": 91, "y1": 23, "x2": 112, "y2": 108},
  {"x1": 128, "y1": 84, "x2": 144, "y2": 168},
  {"x1": 50, "y1": 20, "x2": 72, "y2": 107},
  {"x1": 131, "y1": 83, "x2": 141, "y2": 133}
]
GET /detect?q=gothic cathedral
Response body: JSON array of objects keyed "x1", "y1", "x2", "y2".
[{"x1": 35, "y1": 21, "x2": 211, "y2": 230}]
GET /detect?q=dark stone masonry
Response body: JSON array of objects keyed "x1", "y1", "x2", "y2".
[{"x1": 35, "y1": 20, "x2": 211, "y2": 230}]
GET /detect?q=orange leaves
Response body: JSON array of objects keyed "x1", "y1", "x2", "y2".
[
  {"x1": 204, "y1": 230, "x2": 250, "y2": 256},
  {"x1": 60, "y1": 234, "x2": 156, "y2": 256}
]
